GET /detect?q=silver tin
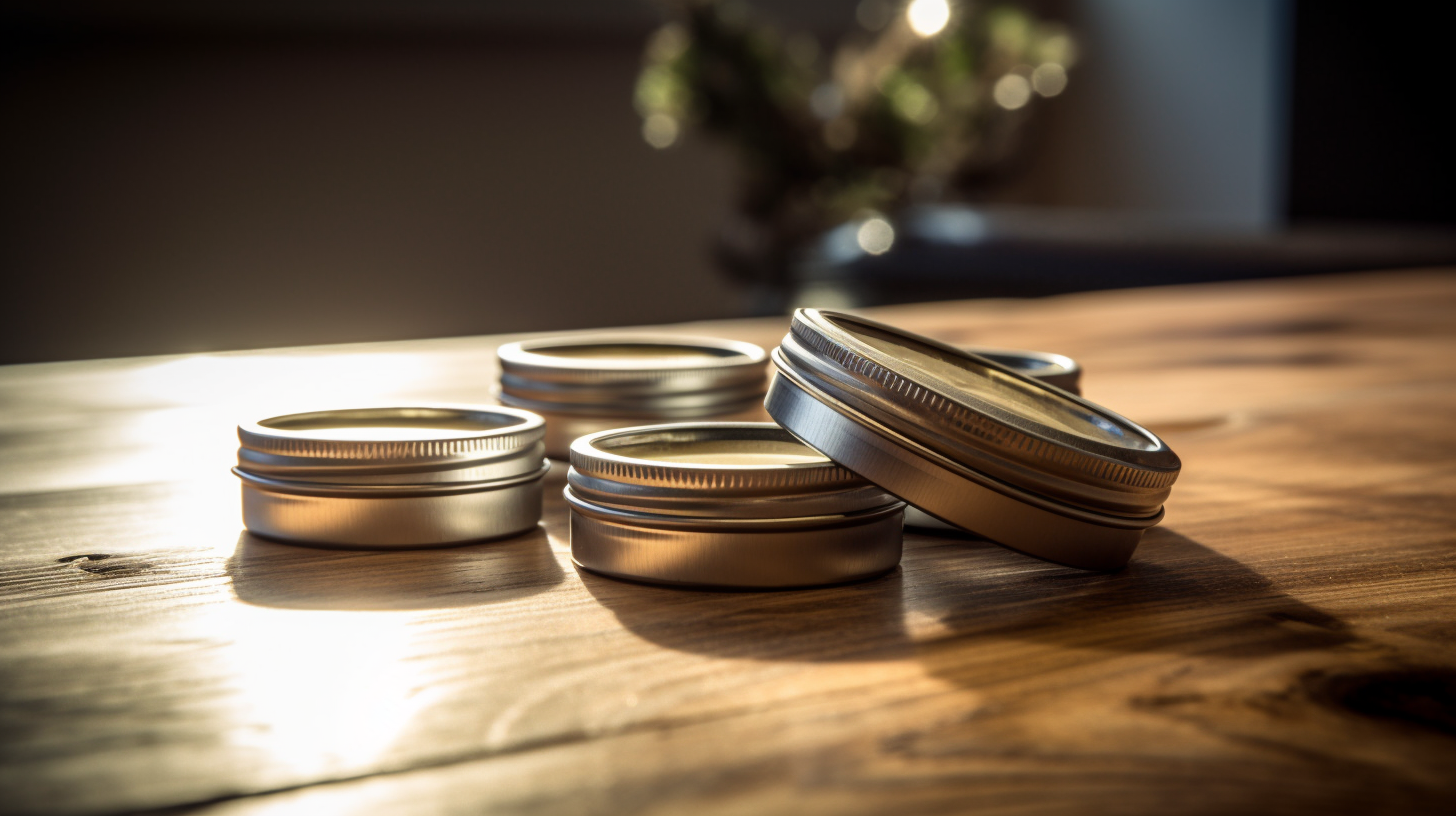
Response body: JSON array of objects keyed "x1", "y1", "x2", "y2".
[
  {"x1": 566, "y1": 422, "x2": 905, "y2": 588},
  {"x1": 234, "y1": 405, "x2": 548, "y2": 548},
  {"x1": 766, "y1": 310, "x2": 1180, "y2": 571},
  {"x1": 905, "y1": 345, "x2": 1081, "y2": 529},
  {"x1": 497, "y1": 335, "x2": 770, "y2": 459}
]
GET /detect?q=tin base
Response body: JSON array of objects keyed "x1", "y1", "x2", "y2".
[
  {"x1": 240, "y1": 468, "x2": 546, "y2": 549},
  {"x1": 566, "y1": 489, "x2": 904, "y2": 589}
]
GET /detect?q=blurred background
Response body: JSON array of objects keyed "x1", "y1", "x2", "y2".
[{"x1": 2, "y1": 0, "x2": 1452, "y2": 364}]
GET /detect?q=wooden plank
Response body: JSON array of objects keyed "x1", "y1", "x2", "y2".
[{"x1": 1, "y1": 270, "x2": 1454, "y2": 815}]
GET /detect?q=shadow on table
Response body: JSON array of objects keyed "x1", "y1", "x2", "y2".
[
  {"x1": 580, "y1": 565, "x2": 910, "y2": 662},
  {"x1": 583, "y1": 526, "x2": 1354, "y2": 669},
  {"x1": 226, "y1": 526, "x2": 564, "y2": 610}
]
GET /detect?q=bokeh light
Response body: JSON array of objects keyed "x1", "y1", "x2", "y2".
[
  {"x1": 857, "y1": 217, "x2": 896, "y2": 255},
  {"x1": 643, "y1": 113, "x2": 680, "y2": 149},
  {"x1": 1032, "y1": 63, "x2": 1068, "y2": 97},
  {"x1": 993, "y1": 73, "x2": 1032, "y2": 110},
  {"x1": 907, "y1": 0, "x2": 952, "y2": 38}
]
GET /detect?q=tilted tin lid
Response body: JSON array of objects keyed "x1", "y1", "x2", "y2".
[{"x1": 766, "y1": 309, "x2": 1181, "y2": 571}]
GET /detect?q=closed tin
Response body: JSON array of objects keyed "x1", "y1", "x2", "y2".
[
  {"x1": 766, "y1": 310, "x2": 1181, "y2": 571},
  {"x1": 234, "y1": 405, "x2": 548, "y2": 548},
  {"x1": 497, "y1": 335, "x2": 770, "y2": 459},
  {"x1": 566, "y1": 422, "x2": 905, "y2": 588}
]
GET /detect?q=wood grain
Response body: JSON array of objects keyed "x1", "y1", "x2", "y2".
[{"x1": 2, "y1": 269, "x2": 1455, "y2": 815}]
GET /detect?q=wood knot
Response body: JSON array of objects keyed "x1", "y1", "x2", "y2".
[
  {"x1": 1306, "y1": 667, "x2": 1456, "y2": 739},
  {"x1": 57, "y1": 553, "x2": 155, "y2": 577}
]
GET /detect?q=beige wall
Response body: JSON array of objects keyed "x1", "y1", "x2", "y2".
[{"x1": 2, "y1": 37, "x2": 741, "y2": 363}]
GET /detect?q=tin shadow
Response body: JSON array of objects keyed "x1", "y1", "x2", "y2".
[
  {"x1": 926, "y1": 524, "x2": 1345, "y2": 646},
  {"x1": 583, "y1": 527, "x2": 1354, "y2": 666},
  {"x1": 907, "y1": 527, "x2": 1355, "y2": 675},
  {"x1": 579, "y1": 566, "x2": 911, "y2": 662},
  {"x1": 226, "y1": 526, "x2": 564, "y2": 610}
]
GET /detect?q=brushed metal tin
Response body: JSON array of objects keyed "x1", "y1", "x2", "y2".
[
  {"x1": 767, "y1": 310, "x2": 1179, "y2": 571},
  {"x1": 238, "y1": 464, "x2": 548, "y2": 549},
  {"x1": 497, "y1": 335, "x2": 770, "y2": 459},
  {"x1": 566, "y1": 422, "x2": 904, "y2": 588},
  {"x1": 235, "y1": 405, "x2": 547, "y2": 548}
]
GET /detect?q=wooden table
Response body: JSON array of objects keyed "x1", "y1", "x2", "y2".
[{"x1": 3, "y1": 270, "x2": 1454, "y2": 815}]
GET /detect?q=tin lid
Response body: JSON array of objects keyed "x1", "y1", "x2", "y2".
[
  {"x1": 766, "y1": 310, "x2": 1181, "y2": 570},
  {"x1": 567, "y1": 422, "x2": 899, "y2": 519},
  {"x1": 236, "y1": 405, "x2": 545, "y2": 484},
  {"x1": 497, "y1": 335, "x2": 767, "y2": 392}
]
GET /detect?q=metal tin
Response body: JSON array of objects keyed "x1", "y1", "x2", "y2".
[
  {"x1": 905, "y1": 345, "x2": 1081, "y2": 529},
  {"x1": 497, "y1": 335, "x2": 770, "y2": 459},
  {"x1": 234, "y1": 405, "x2": 548, "y2": 548},
  {"x1": 766, "y1": 310, "x2": 1181, "y2": 571},
  {"x1": 566, "y1": 422, "x2": 905, "y2": 588}
]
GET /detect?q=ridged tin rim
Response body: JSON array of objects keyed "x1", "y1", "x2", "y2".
[
  {"x1": 497, "y1": 334, "x2": 767, "y2": 387},
  {"x1": 780, "y1": 310, "x2": 1179, "y2": 514},
  {"x1": 499, "y1": 390, "x2": 766, "y2": 419},
  {"x1": 238, "y1": 405, "x2": 545, "y2": 465},
  {"x1": 234, "y1": 460, "x2": 551, "y2": 498}
]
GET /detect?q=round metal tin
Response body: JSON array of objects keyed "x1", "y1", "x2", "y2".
[
  {"x1": 566, "y1": 422, "x2": 905, "y2": 588},
  {"x1": 766, "y1": 310, "x2": 1180, "y2": 571},
  {"x1": 234, "y1": 405, "x2": 547, "y2": 548},
  {"x1": 497, "y1": 335, "x2": 770, "y2": 459}
]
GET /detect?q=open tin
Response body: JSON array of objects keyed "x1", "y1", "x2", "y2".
[
  {"x1": 766, "y1": 310, "x2": 1180, "y2": 571},
  {"x1": 497, "y1": 335, "x2": 770, "y2": 459},
  {"x1": 234, "y1": 405, "x2": 548, "y2": 548},
  {"x1": 566, "y1": 422, "x2": 905, "y2": 588}
]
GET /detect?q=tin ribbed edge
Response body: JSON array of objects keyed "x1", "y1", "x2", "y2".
[
  {"x1": 238, "y1": 406, "x2": 545, "y2": 462},
  {"x1": 569, "y1": 422, "x2": 867, "y2": 494},
  {"x1": 788, "y1": 311, "x2": 1180, "y2": 492},
  {"x1": 497, "y1": 389, "x2": 767, "y2": 419}
]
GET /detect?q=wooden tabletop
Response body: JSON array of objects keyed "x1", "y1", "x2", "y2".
[{"x1": 3, "y1": 269, "x2": 1455, "y2": 816}]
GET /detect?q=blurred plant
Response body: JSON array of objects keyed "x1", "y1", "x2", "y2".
[{"x1": 636, "y1": 0, "x2": 1076, "y2": 287}]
